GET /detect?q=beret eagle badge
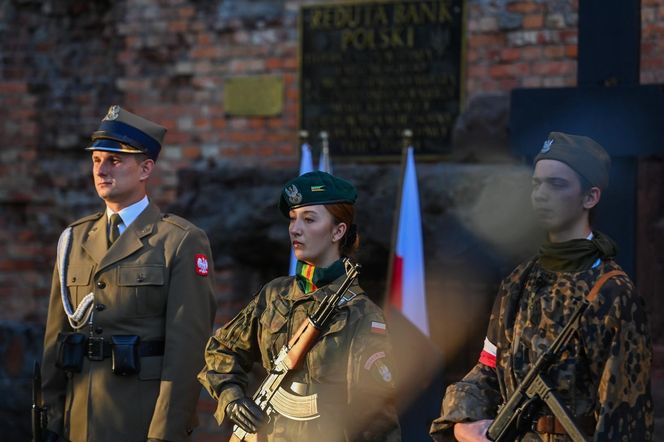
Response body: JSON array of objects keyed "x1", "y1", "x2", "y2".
[{"x1": 285, "y1": 184, "x2": 303, "y2": 205}]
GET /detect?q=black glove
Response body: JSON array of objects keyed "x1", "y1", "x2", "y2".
[{"x1": 225, "y1": 397, "x2": 268, "y2": 434}]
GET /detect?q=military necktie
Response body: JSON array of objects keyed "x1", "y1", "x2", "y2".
[{"x1": 108, "y1": 213, "x2": 122, "y2": 246}]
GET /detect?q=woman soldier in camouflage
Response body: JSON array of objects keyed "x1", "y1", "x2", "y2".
[
  {"x1": 199, "y1": 171, "x2": 401, "y2": 441},
  {"x1": 430, "y1": 132, "x2": 653, "y2": 442}
]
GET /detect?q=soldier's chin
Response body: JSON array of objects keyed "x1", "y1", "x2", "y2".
[{"x1": 535, "y1": 216, "x2": 557, "y2": 231}]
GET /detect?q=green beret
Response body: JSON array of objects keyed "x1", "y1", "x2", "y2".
[
  {"x1": 279, "y1": 171, "x2": 357, "y2": 217},
  {"x1": 534, "y1": 131, "x2": 611, "y2": 190}
]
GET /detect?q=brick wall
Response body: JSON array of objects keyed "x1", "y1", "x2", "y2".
[
  {"x1": 466, "y1": 0, "x2": 579, "y2": 91},
  {"x1": 3, "y1": 0, "x2": 664, "y2": 322},
  {"x1": 642, "y1": 0, "x2": 664, "y2": 84},
  {"x1": 1, "y1": 0, "x2": 664, "y2": 440}
]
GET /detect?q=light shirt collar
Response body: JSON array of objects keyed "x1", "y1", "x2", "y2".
[
  {"x1": 586, "y1": 231, "x2": 601, "y2": 268},
  {"x1": 106, "y1": 196, "x2": 149, "y2": 234}
]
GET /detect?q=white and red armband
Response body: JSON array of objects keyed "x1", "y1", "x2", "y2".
[{"x1": 478, "y1": 337, "x2": 497, "y2": 368}]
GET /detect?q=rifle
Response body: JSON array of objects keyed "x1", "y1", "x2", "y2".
[
  {"x1": 486, "y1": 270, "x2": 624, "y2": 442},
  {"x1": 230, "y1": 259, "x2": 361, "y2": 442},
  {"x1": 32, "y1": 361, "x2": 48, "y2": 442}
]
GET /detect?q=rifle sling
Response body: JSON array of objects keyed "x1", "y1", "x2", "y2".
[{"x1": 586, "y1": 270, "x2": 625, "y2": 303}]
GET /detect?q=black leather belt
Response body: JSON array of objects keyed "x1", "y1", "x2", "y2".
[{"x1": 86, "y1": 337, "x2": 164, "y2": 361}]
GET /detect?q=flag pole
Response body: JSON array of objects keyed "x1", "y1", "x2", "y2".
[
  {"x1": 290, "y1": 130, "x2": 312, "y2": 275},
  {"x1": 319, "y1": 130, "x2": 330, "y2": 173},
  {"x1": 383, "y1": 129, "x2": 413, "y2": 309},
  {"x1": 299, "y1": 129, "x2": 309, "y2": 158}
]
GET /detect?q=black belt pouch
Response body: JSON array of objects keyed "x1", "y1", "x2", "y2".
[
  {"x1": 111, "y1": 335, "x2": 140, "y2": 376},
  {"x1": 55, "y1": 332, "x2": 86, "y2": 373}
]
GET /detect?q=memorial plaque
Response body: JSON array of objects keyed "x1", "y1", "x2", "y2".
[
  {"x1": 300, "y1": 0, "x2": 464, "y2": 159},
  {"x1": 224, "y1": 75, "x2": 284, "y2": 117}
]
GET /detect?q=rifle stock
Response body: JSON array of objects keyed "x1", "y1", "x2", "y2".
[{"x1": 32, "y1": 361, "x2": 47, "y2": 442}]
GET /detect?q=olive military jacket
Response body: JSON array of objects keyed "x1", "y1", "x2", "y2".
[
  {"x1": 42, "y1": 203, "x2": 217, "y2": 442},
  {"x1": 430, "y1": 259, "x2": 653, "y2": 442},
  {"x1": 199, "y1": 274, "x2": 401, "y2": 441}
]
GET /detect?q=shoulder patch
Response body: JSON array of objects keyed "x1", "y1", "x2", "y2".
[
  {"x1": 161, "y1": 213, "x2": 194, "y2": 231},
  {"x1": 364, "y1": 352, "x2": 393, "y2": 383},
  {"x1": 370, "y1": 321, "x2": 387, "y2": 334},
  {"x1": 195, "y1": 254, "x2": 209, "y2": 276},
  {"x1": 69, "y1": 212, "x2": 103, "y2": 227}
]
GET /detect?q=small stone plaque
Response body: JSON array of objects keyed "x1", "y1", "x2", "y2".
[{"x1": 224, "y1": 75, "x2": 284, "y2": 116}]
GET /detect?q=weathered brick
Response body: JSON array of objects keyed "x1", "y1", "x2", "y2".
[
  {"x1": 0, "y1": 81, "x2": 28, "y2": 94},
  {"x1": 500, "y1": 47, "x2": 522, "y2": 62},
  {"x1": 523, "y1": 14, "x2": 544, "y2": 29},
  {"x1": 532, "y1": 60, "x2": 575, "y2": 76},
  {"x1": 507, "y1": 2, "x2": 542, "y2": 14},
  {"x1": 168, "y1": 20, "x2": 188, "y2": 33},
  {"x1": 521, "y1": 45, "x2": 544, "y2": 60},
  {"x1": 468, "y1": 33, "x2": 507, "y2": 48},
  {"x1": 565, "y1": 44, "x2": 578, "y2": 58},
  {"x1": 192, "y1": 46, "x2": 221, "y2": 59},
  {"x1": 543, "y1": 45, "x2": 566, "y2": 59}
]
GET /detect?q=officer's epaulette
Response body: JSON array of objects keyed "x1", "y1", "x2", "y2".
[
  {"x1": 68, "y1": 212, "x2": 104, "y2": 227},
  {"x1": 161, "y1": 213, "x2": 194, "y2": 231}
]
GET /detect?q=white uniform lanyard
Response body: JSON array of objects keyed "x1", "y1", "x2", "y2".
[{"x1": 57, "y1": 227, "x2": 95, "y2": 329}]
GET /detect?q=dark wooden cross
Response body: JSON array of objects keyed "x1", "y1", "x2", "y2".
[{"x1": 509, "y1": 0, "x2": 664, "y2": 278}]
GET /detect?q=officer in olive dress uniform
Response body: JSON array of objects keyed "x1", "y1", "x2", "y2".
[
  {"x1": 430, "y1": 132, "x2": 653, "y2": 441},
  {"x1": 41, "y1": 106, "x2": 217, "y2": 442},
  {"x1": 199, "y1": 171, "x2": 401, "y2": 441}
]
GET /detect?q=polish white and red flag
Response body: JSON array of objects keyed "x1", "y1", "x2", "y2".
[
  {"x1": 388, "y1": 146, "x2": 429, "y2": 336},
  {"x1": 479, "y1": 337, "x2": 497, "y2": 368}
]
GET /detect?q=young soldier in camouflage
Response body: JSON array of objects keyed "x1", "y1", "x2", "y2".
[
  {"x1": 430, "y1": 132, "x2": 653, "y2": 442},
  {"x1": 199, "y1": 171, "x2": 401, "y2": 441}
]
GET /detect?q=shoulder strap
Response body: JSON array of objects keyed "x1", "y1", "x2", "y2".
[
  {"x1": 69, "y1": 212, "x2": 103, "y2": 227},
  {"x1": 338, "y1": 286, "x2": 364, "y2": 306},
  {"x1": 586, "y1": 269, "x2": 626, "y2": 303}
]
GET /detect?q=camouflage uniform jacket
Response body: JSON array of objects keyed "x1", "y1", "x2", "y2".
[
  {"x1": 430, "y1": 258, "x2": 653, "y2": 441},
  {"x1": 199, "y1": 274, "x2": 401, "y2": 441}
]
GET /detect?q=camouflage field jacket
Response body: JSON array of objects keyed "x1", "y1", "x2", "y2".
[
  {"x1": 430, "y1": 258, "x2": 653, "y2": 441},
  {"x1": 199, "y1": 275, "x2": 401, "y2": 442}
]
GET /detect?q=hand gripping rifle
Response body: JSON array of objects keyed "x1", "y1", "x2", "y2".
[
  {"x1": 32, "y1": 361, "x2": 48, "y2": 442},
  {"x1": 486, "y1": 270, "x2": 624, "y2": 442},
  {"x1": 230, "y1": 259, "x2": 361, "y2": 442}
]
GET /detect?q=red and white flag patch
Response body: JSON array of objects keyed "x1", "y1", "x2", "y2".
[
  {"x1": 478, "y1": 337, "x2": 497, "y2": 368},
  {"x1": 370, "y1": 321, "x2": 386, "y2": 334},
  {"x1": 195, "y1": 254, "x2": 209, "y2": 277}
]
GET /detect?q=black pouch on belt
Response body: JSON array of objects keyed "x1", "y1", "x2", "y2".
[
  {"x1": 111, "y1": 335, "x2": 140, "y2": 376},
  {"x1": 55, "y1": 332, "x2": 86, "y2": 373}
]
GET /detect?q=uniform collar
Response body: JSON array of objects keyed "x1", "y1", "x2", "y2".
[
  {"x1": 288, "y1": 269, "x2": 363, "y2": 305},
  {"x1": 86, "y1": 202, "x2": 160, "y2": 273},
  {"x1": 295, "y1": 259, "x2": 346, "y2": 294},
  {"x1": 106, "y1": 195, "x2": 149, "y2": 234}
]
